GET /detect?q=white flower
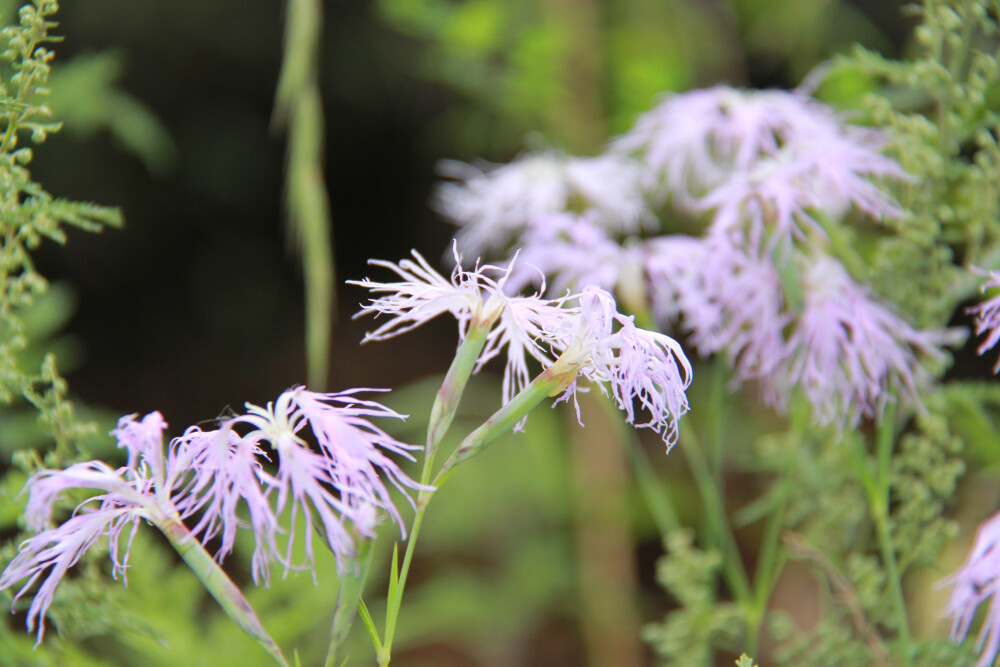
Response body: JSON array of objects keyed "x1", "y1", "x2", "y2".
[{"x1": 435, "y1": 151, "x2": 653, "y2": 256}]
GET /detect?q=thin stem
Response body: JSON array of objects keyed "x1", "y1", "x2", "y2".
[
  {"x1": 847, "y1": 402, "x2": 911, "y2": 662},
  {"x1": 435, "y1": 368, "x2": 565, "y2": 483},
  {"x1": 745, "y1": 461, "x2": 792, "y2": 657},
  {"x1": 871, "y1": 402, "x2": 913, "y2": 661},
  {"x1": 424, "y1": 323, "x2": 491, "y2": 473},
  {"x1": 379, "y1": 505, "x2": 427, "y2": 666},
  {"x1": 324, "y1": 538, "x2": 376, "y2": 667},
  {"x1": 274, "y1": 0, "x2": 334, "y2": 390},
  {"x1": 156, "y1": 514, "x2": 288, "y2": 667},
  {"x1": 603, "y1": 396, "x2": 681, "y2": 536},
  {"x1": 381, "y1": 368, "x2": 565, "y2": 658},
  {"x1": 708, "y1": 358, "x2": 728, "y2": 505},
  {"x1": 678, "y1": 423, "x2": 752, "y2": 605},
  {"x1": 377, "y1": 321, "x2": 493, "y2": 665}
]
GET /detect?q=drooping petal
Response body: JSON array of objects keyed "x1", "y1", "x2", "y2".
[
  {"x1": 0, "y1": 501, "x2": 143, "y2": 645},
  {"x1": 551, "y1": 286, "x2": 692, "y2": 449},
  {"x1": 772, "y1": 255, "x2": 958, "y2": 428},
  {"x1": 944, "y1": 511, "x2": 1000, "y2": 667}
]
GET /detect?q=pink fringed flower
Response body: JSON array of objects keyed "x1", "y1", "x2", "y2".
[
  {"x1": 504, "y1": 212, "x2": 639, "y2": 297},
  {"x1": 700, "y1": 138, "x2": 906, "y2": 256},
  {"x1": 0, "y1": 413, "x2": 176, "y2": 644},
  {"x1": 1, "y1": 387, "x2": 426, "y2": 640},
  {"x1": 435, "y1": 151, "x2": 653, "y2": 256},
  {"x1": 771, "y1": 255, "x2": 956, "y2": 428},
  {"x1": 968, "y1": 268, "x2": 1000, "y2": 372},
  {"x1": 355, "y1": 249, "x2": 693, "y2": 446},
  {"x1": 186, "y1": 386, "x2": 427, "y2": 580},
  {"x1": 551, "y1": 287, "x2": 692, "y2": 449},
  {"x1": 352, "y1": 248, "x2": 572, "y2": 412},
  {"x1": 614, "y1": 85, "x2": 907, "y2": 255},
  {"x1": 615, "y1": 85, "x2": 905, "y2": 208},
  {"x1": 944, "y1": 511, "x2": 1000, "y2": 667},
  {"x1": 645, "y1": 235, "x2": 788, "y2": 386}
]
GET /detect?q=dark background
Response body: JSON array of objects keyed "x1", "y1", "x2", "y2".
[{"x1": 31, "y1": 0, "x2": 912, "y2": 428}]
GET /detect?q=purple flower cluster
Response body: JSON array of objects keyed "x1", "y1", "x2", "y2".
[
  {"x1": 434, "y1": 83, "x2": 955, "y2": 431},
  {"x1": 0, "y1": 387, "x2": 425, "y2": 641}
]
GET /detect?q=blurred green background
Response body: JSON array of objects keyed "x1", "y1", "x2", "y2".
[{"x1": 0, "y1": 1, "x2": 921, "y2": 665}]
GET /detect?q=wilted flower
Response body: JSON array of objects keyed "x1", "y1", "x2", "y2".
[
  {"x1": 944, "y1": 511, "x2": 1000, "y2": 667},
  {"x1": 435, "y1": 151, "x2": 653, "y2": 257},
  {"x1": 968, "y1": 268, "x2": 1000, "y2": 372}
]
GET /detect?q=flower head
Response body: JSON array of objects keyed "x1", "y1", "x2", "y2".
[
  {"x1": 769, "y1": 255, "x2": 956, "y2": 428},
  {"x1": 614, "y1": 85, "x2": 907, "y2": 257},
  {"x1": 353, "y1": 248, "x2": 573, "y2": 415},
  {"x1": 551, "y1": 287, "x2": 692, "y2": 449},
  {"x1": 646, "y1": 235, "x2": 788, "y2": 386},
  {"x1": 1, "y1": 387, "x2": 427, "y2": 641},
  {"x1": 944, "y1": 511, "x2": 1000, "y2": 667},
  {"x1": 435, "y1": 151, "x2": 653, "y2": 257},
  {"x1": 615, "y1": 85, "x2": 905, "y2": 209},
  {"x1": 1, "y1": 414, "x2": 177, "y2": 644},
  {"x1": 194, "y1": 386, "x2": 428, "y2": 579}
]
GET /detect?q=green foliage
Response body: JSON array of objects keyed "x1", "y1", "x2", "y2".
[
  {"x1": 642, "y1": 529, "x2": 744, "y2": 666},
  {"x1": 890, "y1": 397, "x2": 965, "y2": 573},
  {"x1": 376, "y1": 0, "x2": 892, "y2": 156},
  {"x1": 0, "y1": 1, "x2": 125, "y2": 658},
  {"x1": 45, "y1": 51, "x2": 175, "y2": 174},
  {"x1": 823, "y1": 1, "x2": 1000, "y2": 326},
  {"x1": 0, "y1": 0, "x2": 120, "y2": 457}
]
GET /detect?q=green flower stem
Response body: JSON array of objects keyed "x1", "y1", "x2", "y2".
[
  {"x1": 274, "y1": 0, "x2": 334, "y2": 390},
  {"x1": 601, "y1": 395, "x2": 681, "y2": 536},
  {"x1": 848, "y1": 402, "x2": 912, "y2": 664},
  {"x1": 678, "y1": 423, "x2": 752, "y2": 606},
  {"x1": 745, "y1": 461, "x2": 792, "y2": 658},
  {"x1": 155, "y1": 514, "x2": 289, "y2": 667},
  {"x1": 325, "y1": 537, "x2": 376, "y2": 667},
  {"x1": 379, "y1": 507, "x2": 425, "y2": 666},
  {"x1": 379, "y1": 359, "x2": 571, "y2": 665},
  {"x1": 872, "y1": 402, "x2": 912, "y2": 661},
  {"x1": 424, "y1": 322, "x2": 491, "y2": 472},
  {"x1": 707, "y1": 358, "x2": 728, "y2": 502},
  {"x1": 377, "y1": 321, "x2": 498, "y2": 665},
  {"x1": 434, "y1": 366, "x2": 566, "y2": 484}
]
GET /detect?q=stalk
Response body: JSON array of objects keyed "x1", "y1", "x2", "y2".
[
  {"x1": 156, "y1": 514, "x2": 288, "y2": 667},
  {"x1": 377, "y1": 320, "x2": 494, "y2": 665},
  {"x1": 324, "y1": 538, "x2": 376, "y2": 667}
]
